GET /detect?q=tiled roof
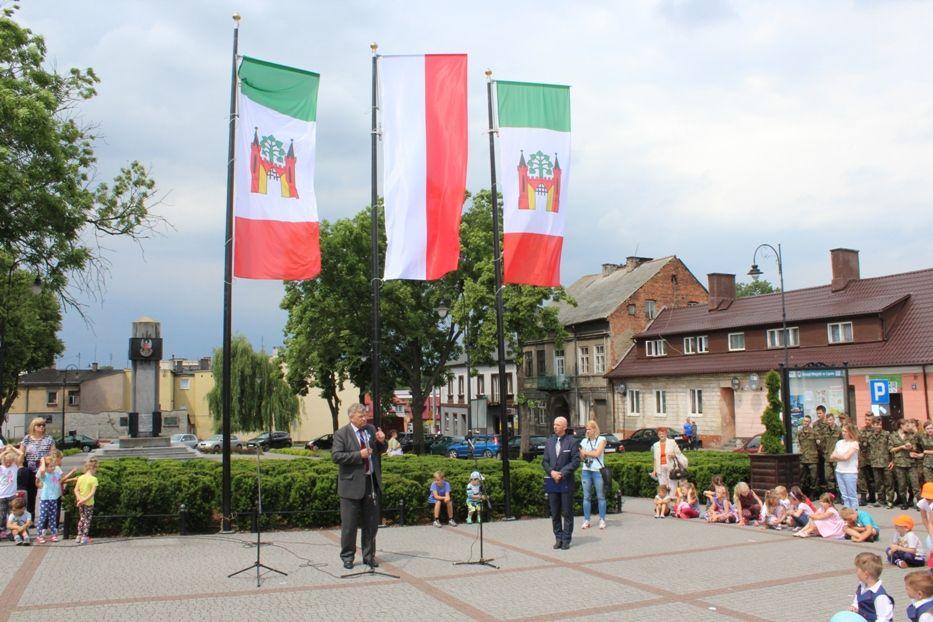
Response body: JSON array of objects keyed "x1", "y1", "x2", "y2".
[
  {"x1": 557, "y1": 257, "x2": 675, "y2": 326},
  {"x1": 19, "y1": 368, "x2": 123, "y2": 386},
  {"x1": 608, "y1": 268, "x2": 933, "y2": 378}
]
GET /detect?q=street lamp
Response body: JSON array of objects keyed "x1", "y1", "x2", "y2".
[
  {"x1": 748, "y1": 243, "x2": 791, "y2": 454},
  {"x1": 60, "y1": 363, "x2": 79, "y2": 443}
]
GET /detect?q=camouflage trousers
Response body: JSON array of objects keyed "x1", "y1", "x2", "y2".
[
  {"x1": 871, "y1": 467, "x2": 894, "y2": 505},
  {"x1": 925, "y1": 465, "x2": 933, "y2": 484},
  {"x1": 800, "y1": 462, "x2": 819, "y2": 494},
  {"x1": 894, "y1": 465, "x2": 920, "y2": 504},
  {"x1": 823, "y1": 458, "x2": 836, "y2": 490},
  {"x1": 858, "y1": 465, "x2": 872, "y2": 498}
]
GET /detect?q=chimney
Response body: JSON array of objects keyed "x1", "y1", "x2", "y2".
[
  {"x1": 830, "y1": 248, "x2": 860, "y2": 292},
  {"x1": 601, "y1": 263, "x2": 621, "y2": 276},
  {"x1": 625, "y1": 256, "x2": 653, "y2": 272},
  {"x1": 707, "y1": 273, "x2": 736, "y2": 311}
]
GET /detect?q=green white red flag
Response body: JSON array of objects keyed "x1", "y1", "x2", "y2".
[
  {"x1": 234, "y1": 56, "x2": 321, "y2": 280},
  {"x1": 496, "y1": 81, "x2": 571, "y2": 287}
]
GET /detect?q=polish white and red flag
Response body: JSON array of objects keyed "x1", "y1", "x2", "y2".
[{"x1": 379, "y1": 54, "x2": 468, "y2": 280}]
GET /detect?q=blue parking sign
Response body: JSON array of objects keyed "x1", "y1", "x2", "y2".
[{"x1": 869, "y1": 379, "x2": 890, "y2": 405}]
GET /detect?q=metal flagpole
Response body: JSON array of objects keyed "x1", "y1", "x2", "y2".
[
  {"x1": 220, "y1": 12, "x2": 240, "y2": 534},
  {"x1": 485, "y1": 70, "x2": 513, "y2": 519},
  {"x1": 370, "y1": 43, "x2": 382, "y2": 429}
]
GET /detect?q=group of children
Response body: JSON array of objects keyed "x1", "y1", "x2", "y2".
[
  {"x1": 0, "y1": 445, "x2": 98, "y2": 545},
  {"x1": 428, "y1": 470, "x2": 485, "y2": 527},
  {"x1": 836, "y1": 552, "x2": 933, "y2": 622}
]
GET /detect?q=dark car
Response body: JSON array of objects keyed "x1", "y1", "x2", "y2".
[
  {"x1": 618, "y1": 427, "x2": 688, "y2": 452},
  {"x1": 428, "y1": 435, "x2": 465, "y2": 456},
  {"x1": 599, "y1": 433, "x2": 623, "y2": 454},
  {"x1": 305, "y1": 433, "x2": 334, "y2": 451},
  {"x1": 507, "y1": 435, "x2": 548, "y2": 459},
  {"x1": 733, "y1": 434, "x2": 762, "y2": 454},
  {"x1": 57, "y1": 434, "x2": 100, "y2": 453},
  {"x1": 246, "y1": 431, "x2": 292, "y2": 451}
]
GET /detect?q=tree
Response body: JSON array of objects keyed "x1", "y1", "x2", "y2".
[
  {"x1": 736, "y1": 279, "x2": 778, "y2": 298},
  {"x1": 207, "y1": 335, "x2": 299, "y2": 434},
  {"x1": 0, "y1": 6, "x2": 162, "y2": 416},
  {"x1": 760, "y1": 370, "x2": 785, "y2": 454}
]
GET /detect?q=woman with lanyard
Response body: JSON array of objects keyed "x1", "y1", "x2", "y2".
[
  {"x1": 19, "y1": 417, "x2": 56, "y2": 516},
  {"x1": 579, "y1": 419, "x2": 608, "y2": 530}
]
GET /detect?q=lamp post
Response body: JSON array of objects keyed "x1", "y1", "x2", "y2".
[
  {"x1": 60, "y1": 363, "x2": 79, "y2": 443},
  {"x1": 748, "y1": 243, "x2": 791, "y2": 454}
]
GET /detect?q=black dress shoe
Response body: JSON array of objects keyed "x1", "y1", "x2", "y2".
[
  {"x1": 343, "y1": 561, "x2": 354, "y2": 570},
  {"x1": 561, "y1": 541, "x2": 570, "y2": 550},
  {"x1": 553, "y1": 542, "x2": 562, "y2": 549}
]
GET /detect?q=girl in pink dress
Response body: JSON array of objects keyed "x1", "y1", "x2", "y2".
[{"x1": 794, "y1": 493, "x2": 845, "y2": 539}]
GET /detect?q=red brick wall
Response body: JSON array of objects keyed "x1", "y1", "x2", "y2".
[{"x1": 607, "y1": 258, "x2": 708, "y2": 367}]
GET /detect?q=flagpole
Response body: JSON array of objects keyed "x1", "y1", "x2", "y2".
[
  {"x1": 220, "y1": 12, "x2": 240, "y2": 534},
  {"x1": 370, "y1": 43, "x2": 382, "y2": 429},
  {"x1": 485, "y1": 70, "x2": 513, "y2": 519}
]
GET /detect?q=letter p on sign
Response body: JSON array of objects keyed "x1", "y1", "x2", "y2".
[{"x1": 870, "y1": 379, "x2": 890, "y2": 405}]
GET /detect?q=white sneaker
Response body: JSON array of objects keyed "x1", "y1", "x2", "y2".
[
  {"x1": 599, "y1": 520, "x2": 606, "y2": 530},
  {"x1": 581, "y1": 520, "x2": 590, "y2": 529},
  {"x1": 448, "y1": 519, "x2": 457, "y2": 527},
  {"x1": 433, "y1": 520, "x2": 441, "y2": 528}
]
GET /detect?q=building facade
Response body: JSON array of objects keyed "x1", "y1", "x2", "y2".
[
  {"x1": 439, "y1": 353, "x2": 517, "y2": 436},
  {"x1": 522, "y1": 256, "x2": 708, "y2": 434},
  {"x1": 607, "y1": 249, "x2": 933, "y2": 447}
]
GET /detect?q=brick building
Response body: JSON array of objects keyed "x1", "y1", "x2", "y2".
[
  {"x1": 522, "y1": 256, "x2": 707, "y2": 434},
  {"x1": 607, "y1": 249, "x2": 933, "y2": 447}
]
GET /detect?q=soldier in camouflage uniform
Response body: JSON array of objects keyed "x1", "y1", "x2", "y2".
[
  {"x1": 797, "y1": 415, "x2": 819, "y2": 494},
  {"x1": 910, "y1": 419, "x2": 926, "y2": 497},
  {"x1": 858, "y1": 415, "x2": 875, "y2": 504},
  {"x1": 813, "y1": 406, "x2": 840, "y2": 492},
  {"x1": 890, "y1": 418, "x2": 920, "y2": 509},
  {"x1": 918, "y1": 420, "x2": 933, "y2": 484},
  {"x1": 866, "y1": 417, "x2": 894, "y2": 508}
]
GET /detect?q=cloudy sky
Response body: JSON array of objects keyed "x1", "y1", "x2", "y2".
[{"x1": 19, "y1": 0, "x2": 933, "y2": 369}]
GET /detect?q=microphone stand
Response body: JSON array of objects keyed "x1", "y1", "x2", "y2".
[
  {"x1": 228, "y1": 445, "x2": 287, "y2": 587},
  {"x1": 454, "y1": 435, "x2": 498, "y2": 569},
  {"x1": 342, "y1": 428, "x2": 399, "y2": 579}
]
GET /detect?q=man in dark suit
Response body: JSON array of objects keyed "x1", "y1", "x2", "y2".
[
  {"x1": 542, "y1": 416, "x2": 580, "y2": 550},
  {"x1": 332, "y1": 403, "x2": 387, "y2": 569}
]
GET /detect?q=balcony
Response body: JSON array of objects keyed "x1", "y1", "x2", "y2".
[{"x1": 535, "y1": 375, "x2": 571, "y2": 391}]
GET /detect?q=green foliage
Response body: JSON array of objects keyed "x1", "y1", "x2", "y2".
[
  {"x1": 60, "y1": 452, "x2": 749, "y2": 536},
  {"x1": 206, "y1": 335, "x2": 299, "y2": 434},
  {"x1": 0, "y1": 6, "x2": 161, "y2": 413},
  {"x1": 760, "y1": 370, "x2": 785, "y2": 453},
  {"x1": 61, "y1": 448, "x2": 82, "y2": 456},
  {"x1": 736, "y1": 279, "x2": 779, "y2": 298},
  {"x1": 269, "y1": 447, "x2": 315, "y2": 457}
]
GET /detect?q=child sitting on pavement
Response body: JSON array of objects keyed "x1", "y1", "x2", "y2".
[
  {"x1": 840, "y1": 506, "x2": 880, "y2": 543},
  {"x1": 702, "y1": 475, "x2": 724, "y2": 512},
  {"x1": 733, "y1": 482, "x2": 763, "y2": 526},
  {"x1": 845, "y1": 552, "x2": 893, "y2": 622},
  {"x1": 654, "y1": 484, "x2": 672, "y2": 518},
  {"x1": 675, "y1": 481, "x2": 701, "y2": 519},
  {"x1": 6, "y1": 497, "x2": 32, "y2": 545},
  {"x1": 786, "y1": 487, "x2": 814, "y2": 531},
  {"x1": 428, "y1": 471, "x2": 456, "y2": 527},
  {"x1": 465, "y1": 471, "x2": 484, "y2": 524},
  {"x1": 760, "y1": 490, "x2": 786, "y2": 530},
  {"x1": 706, "y1": 484, "x2": 735, "y2": 523},
  {"x1": 905, "y1": 570, "x2": 933, "y2": 621},
  {"x1": 887, "y1": 514, "x2": 926, "y2": 568},
  {"x1": 794, "y1": 493, "x2": 845, "y2": 539}
]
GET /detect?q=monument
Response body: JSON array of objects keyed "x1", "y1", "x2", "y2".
[{"x1": 125, "y1": 316, "x2": 165, "y2": 443}]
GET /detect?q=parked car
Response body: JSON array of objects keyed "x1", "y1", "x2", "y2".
[
  {"x1": 170, "y1": 433, "x2": 199, "y2": 449},
  {"x1": 305, "y1": 433, "x2": 334, "y2": 451},
  {"x1": 197, "y1": 434, "x2": 243, "y2": 453},
  {"x1": 618, "y1": 427, "x2": 688, "y2": 452},
  {"x1": 428, "y1": 435, "x2": 465, "y2": 456},
  {"x1": 246, "y1": 431, "x2": 293, "y2": 451},
  {"x1": 57, "y1": 434, "x2": 100, "y2": 453},
  {"x1": 445, "y1": 434, "x2": 502, "y2": 459},
  {"x1": 599, "y1": 433, "x2": 623, "y2": 454},
  {"x1": 507, "y1": 435, "x2": 548, "y2": 459},
  {"x1": 733, "y1": 434, "x2": 762, "y2": 454}
]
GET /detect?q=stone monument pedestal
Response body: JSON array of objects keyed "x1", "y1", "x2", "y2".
[{"x1": 117, "y1": 436, "x2": 171, "y2": 449}]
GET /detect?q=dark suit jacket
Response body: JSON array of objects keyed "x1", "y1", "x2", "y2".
[
  {"x1": 331, "y1": 423, "x2": 387, "y2": 500},
  {"x1": 542, "y1": 433, "x2": 581, "y2": 485}
]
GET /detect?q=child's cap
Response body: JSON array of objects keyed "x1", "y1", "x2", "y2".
[
  {"x1": 470, "y1": 471, "x2": 482, "y2": 480},
  {"x1": 922, "y1": 482, "x2": 933, "y2": 500},
  {"x1": 894, "y1": 514, "x2": 915, "y2": 530}
]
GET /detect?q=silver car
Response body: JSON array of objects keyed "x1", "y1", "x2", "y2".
[
  {"x1": 170, "y1": 433, "x2": 199, "y2": 449},
  {"x1": 197, "y1": 434, "x2": 242, "y2": 453}
]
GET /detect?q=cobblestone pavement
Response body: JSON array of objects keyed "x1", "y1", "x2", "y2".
[{"x1": 0, "y1": 497, "x2": 921, "y2": 621}]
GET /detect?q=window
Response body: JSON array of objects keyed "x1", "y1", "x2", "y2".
[
  {"x1": 578, "y1": 346, "x2": 590, "y2": 374},
  {"x1": 491, "y1": 374, "x2": 499, "y2": 401},
  {"x1": 627, "y1": 304, "x2": 636, "y2": 316},
  {"x1": 654, "y1": 390, "x2": 667, "y2": 415},
  {"x1": 628, "y1": 390, "x2": 641, "y2": 415},
  {"x1": 728, "y1": 332, "x2": 745, "y2": 351},
  {"x1": 645, "y1": 300, "x2": 657, "y2": 319},
  {"x1": 697, "y1": 335, "x2": 709, "y2": 353},
  {"x1": 828, "y1": 321, "x2": 854, "y2": 344},
  {"x1": 767, "y1": 326, "x2": 800, "y2": 348},
  {"x1": 524, "y1": 356, "x2": 534, "y2": 378},
  {"x1": 507, "y1": 373, "x2": 513, "y2": 396},
  {"x1": 536, "y1": 349, "x2": 546, "y2": 376},
  {"x1": 554, "y1": 350, "x2": 565, "y2": 376},
  {"x1": 645, "y1": 339, "x2": 667, "y2": 357},
  {"x1": 690, "y1": 389, "x2": 703, "y2": 415},
  {"x1": 683, "y1": 336, "x2": 696, "y2": 355},
  {"x1": 46, "y1": 391, "x2": 58, "y2": 406},
  {"x1": 458, "y1": 376, "x2": 464, "y2": 402},
  {"x1": 594, "y1": 345, "x2": 606, "y2": 374},
  {"x1": 180, "y1": 378, "x2": 191, "y2": 390},
  {"x1": 67, "y1": 390, "x2": 80, "y2": 406},
  {"x1": 447, "y1": 378, "x2": 454, "y2": 401}
]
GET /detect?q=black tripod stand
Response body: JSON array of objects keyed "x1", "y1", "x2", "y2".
[
  {"x1": 228, "y1": 445, "x2": 287, "y2": 587},
  {"x1": 454, "y1": 436, "x2": 498, "y2": 569},
  {"x1": 341, "y1": 431, "x2": 399, "y2": 580}
]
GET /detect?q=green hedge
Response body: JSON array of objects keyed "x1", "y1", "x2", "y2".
[{"x1": 60, "y1": 452, "x2": 749, "y2": 536}]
